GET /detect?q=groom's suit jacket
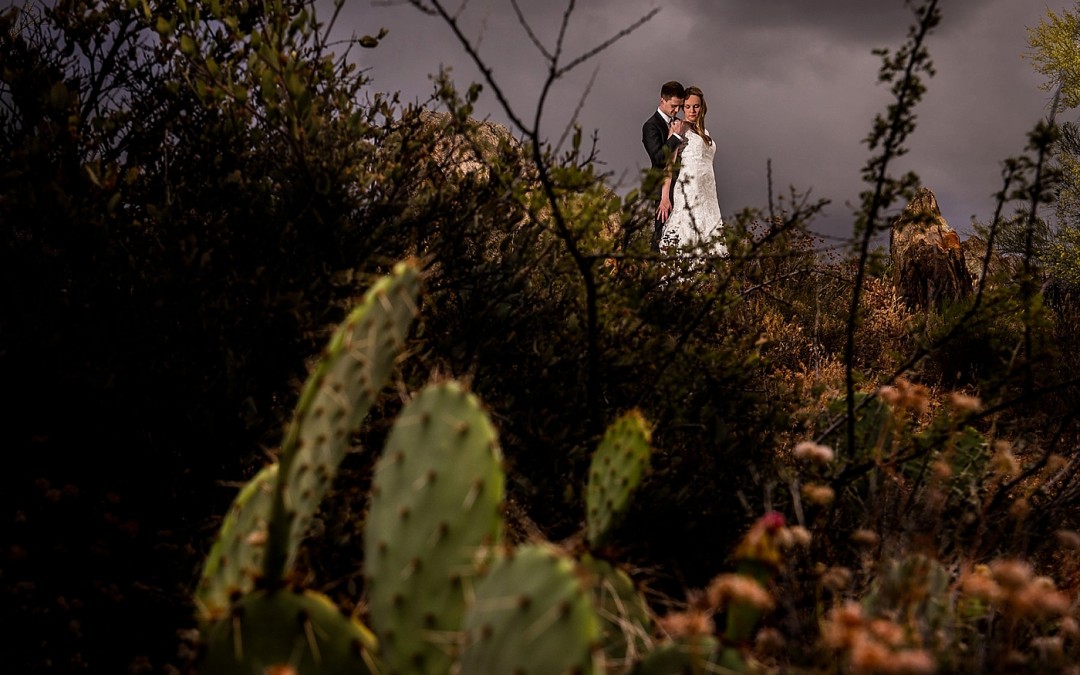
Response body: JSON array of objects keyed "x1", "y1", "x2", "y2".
[{"x1": 642, "y1": 110, "x2": 684, "y2": 203}]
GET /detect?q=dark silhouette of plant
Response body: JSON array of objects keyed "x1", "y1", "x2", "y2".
[{"x1": 9, "y1": 0, "x2": 1080, "y2": 672}]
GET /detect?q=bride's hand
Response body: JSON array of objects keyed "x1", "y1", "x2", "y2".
[{"x1": 658, "y1": 196, "x2": 672, "y2": 222}]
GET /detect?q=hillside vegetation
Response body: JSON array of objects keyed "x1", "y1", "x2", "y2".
[{"x1": 4, "y1": 0, "x2": 1080, "y2": 672}]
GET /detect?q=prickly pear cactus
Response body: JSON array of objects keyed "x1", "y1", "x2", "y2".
[
  {"x1": 460, "y1": 543, "x2": 602, "y2": 675},
  {"x1": 726, "y1": 511, "x2": 786, "y2": 646},
  {"x1": 196, "y1": 464, "x2": 278, "y2": 621},
  {"x1": 629, "y1": 635, "x2": 719, "y2": 675},
  {"x1": 199, "y1": 588, "x2": 376, "y2": 675},
  {"x1": 263, "y1": 260, "x2": 420, "y2": 586},
  {"x1": 195, "y1": 261, "x2": 419, "y2": 622},
  {"x1": 586, "y1": 409, "x2": 653, "y2": 549},
  {"x1": 580, "y1": 554, "x2": 652, "y2": 672},
  {"x1": 364, "y1": 381, "x2": 504, "y2": 674}
]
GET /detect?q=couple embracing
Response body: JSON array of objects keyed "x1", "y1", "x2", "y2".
[{"x1": 642, "y1": 81, "x2": 727, "y2": 257}]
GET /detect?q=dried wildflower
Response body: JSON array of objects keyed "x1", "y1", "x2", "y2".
[
  {"x1": 961, "y1": 566, "x2": 1002, "y2": 602},
  {"x1": 657, "y1": 608, "x2": 713, "y2": 638},
  {"x1": 878, "y1": 385, "x2": 901, "y2": 407},
  {"x1": 1010, "y1": 497, "x2": 1031, "y2": 520},
  {"x1": 775, "y1": 527, "x2": 794, "y2": 549},
  {"x1": 849, "y1": 633, "x2": 892, "y2": 673},
  {"x1": 1046, "y1": 454, "x2": 1070, "y2": 473},
  {"x1": 851, "y1": 528, "x2": 880, "y2": 547},
  {"x1": 822, "y1": 566, "x2": 853, "y2": 592},
  {"x1": 948, "y1": 391, "x2": 982, "y2": 413},
  {"x1": 931, "y1": 460, "x2": 953, "y2": 480},
  {"x1": 1056, "y1": 529, "x2": 1080, "y2": 550},
  {"x1": 754, "y1": 627, "x2": 785, "y2": 655},
  {"x1": 802, "y1": 482, "x2": 835, "y2": 505},
  {"x1": 867, "y1": 618, "x2": 905, "y2": 647},
  {"x1": 1012, "y1": 578, "x2": 1070, "y2": 617},
  {"x1": 906, "y1": 382, "x2": 931, "y2": 414},
  {"x1": 706, "y1": 574, "x2": 774, "y2": 612},
  {"x1": 990, "y1": 441, "x2": 1019, "y2": 475},
  {"x1": 821, "y1": 602, "x2": 865, "y2": 650},
  {"x1": 794, "y1": 440, "x2": 835, "y2": 464},
  {"x1": 878, "y1": 378, "x2": 930, "y2": 414},
  {"x1": 1059, "y1": 615, "x2": 1080, "y2": 637},
  {"x1": 991, "y1": 559, "x2": 1033, "y2": 591},
  {"x1": 889, "y1": 649, "x2": 936, "y2": 674},
  {"x1": 787, "y1": 525, "x2": 812, "y2": 547}
]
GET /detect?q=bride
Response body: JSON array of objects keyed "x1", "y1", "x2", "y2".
[{"x1": 657, "y1": 86, "x2": 727, "y2": 257}]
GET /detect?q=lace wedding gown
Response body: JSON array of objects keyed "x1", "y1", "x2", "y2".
[{"x1": 660, "y1": 130, "x2": 726, "y2": 256}]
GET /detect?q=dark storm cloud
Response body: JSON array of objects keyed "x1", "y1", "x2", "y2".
[
  {"x1": 336, "y1": 0, "x2": 1067, "y2": 241},
  {"x1": 707, "y1": 0, "x2": 987, "y2": 42}
]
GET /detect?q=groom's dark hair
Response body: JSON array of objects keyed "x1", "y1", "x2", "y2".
[{"x1": 660, "y1": 81, "x2": 685, "y2": 99}]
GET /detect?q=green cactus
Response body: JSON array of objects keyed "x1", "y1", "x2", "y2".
[
  {"x1": 460, "y1": 543, "x2": 602, "y2": 675},
  {"x1": 190, "y1": 262, "x2": 682, "y2": 673},
  {"x1": 195, "y1": 261, "x2": 419, "y2": 624},
  {"x1": 586, "y1": 409, "x2": 653, "y2": 549},
  {"x1": 265, "y1": 260, "x2": 420, "y2": 587},
  {"x1": 629, "y1": 636, "x2": 719, "y2": 675},
  {"x1": 199, "y1": 588, "x2": 377, "y2": 675},
  {"x1": 724, "y1": 511, "x2": 786, "y2": 646},
  {"x1": 364, "y1": 381, "x2": 505, "y2": 674},
  {"x1": 864, "y1": 553, "x2": 952, "y2": 633},
  {"x1": 580, "y1": 553, "x2": 653, "y2": 672},
  {"x1": 196, "y1": 463, "x2": 278, "y2": 622}
]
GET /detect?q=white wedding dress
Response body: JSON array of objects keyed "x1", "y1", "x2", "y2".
[{"x1": 660, "y1": 130, "x2": 726, "y2": 256}]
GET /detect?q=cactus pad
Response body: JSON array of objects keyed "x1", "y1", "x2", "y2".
[
  {"x1": 460, "y1": 543, "x2": 602, "y2": 675},
  {"x1": 586, "y1": 409, "x2": 653, "y2": 549},
  {"x1": 263, "y1": 260, "x2": 420, "y2": 585},
  {"x1": 629, "y1": 636, "x2": 719, "y2": 675},
  {"x1": 198, "y1": 588, "x2": 376, "y2": 675},
  {"x1": 364, "y1": 381, "x2": 504, "y2": 674},
  {"x1": 196, "y1": 463, "x2": 279, "y2": 623}
]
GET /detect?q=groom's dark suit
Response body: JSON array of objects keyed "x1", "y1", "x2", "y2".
[{"x1": 642, "y1": 111, "x2": 684, "y2": 250}]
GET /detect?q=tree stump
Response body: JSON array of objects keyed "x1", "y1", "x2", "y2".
[{"x1": 889, "y1": 187, "x2": 973, "y2": 309}]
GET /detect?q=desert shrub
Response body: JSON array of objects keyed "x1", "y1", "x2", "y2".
[{"x1": 9, "y1": 0, "x2": 1080, "y2": 672}]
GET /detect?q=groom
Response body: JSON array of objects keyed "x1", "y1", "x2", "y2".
[{"x1": 642, "y1": 80, "x2": 688, "y2": 251}]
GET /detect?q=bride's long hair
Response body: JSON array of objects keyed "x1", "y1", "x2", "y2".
[{"x1": 684, "y1": 86, "x2": 712, "y2": 146}]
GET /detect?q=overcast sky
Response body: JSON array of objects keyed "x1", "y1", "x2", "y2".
[{"x1": 335, "y1": 0, "x2": 1066, "y2": 244}]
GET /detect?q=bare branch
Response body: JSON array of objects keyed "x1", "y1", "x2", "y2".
[
  {"x1": 552, "y1": 0, "x2": 576, "y2": 66},
  {"x1": 555, "y1": 8, "x2": 660, "y2": 79},
  {"x1": 553, "y1": 65, "x2": 598, "y2": 155},
  {"x1": 509, "y1": 0, "x2": 553, "y2": 62}
]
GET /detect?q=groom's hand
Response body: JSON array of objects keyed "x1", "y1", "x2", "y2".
[{"x1": 670, "y1": 119, "x2": 688, "y2": 137}]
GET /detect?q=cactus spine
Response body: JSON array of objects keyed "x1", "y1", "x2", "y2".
[
  {"x1": 580, "y1": 553, "x2": 654, "y2": 672},
  {"x1": 364, "y1": 381, "x2": 504, "y2": 674},
  {"x1": 199, "y1": 588, "x2": 376, "y2": 675}
]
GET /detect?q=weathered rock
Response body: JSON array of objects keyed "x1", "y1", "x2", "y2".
[
  {"x1": 889, "y1": 187, "x2": 973, "y2": 309},
  {"x1": 960, "y1": 235, "x2": 1021, "y2": 290},
  {"x1": 413, "y1": 110, "x2": 623, "y2": 241}
]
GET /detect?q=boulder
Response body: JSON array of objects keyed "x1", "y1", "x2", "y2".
[
  {"x1": 889, "y1": 187, "x2": 973, "y2": 309},
  {"x1": 960, "y1": 235, "x2": 1021, "y2": 290}
]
